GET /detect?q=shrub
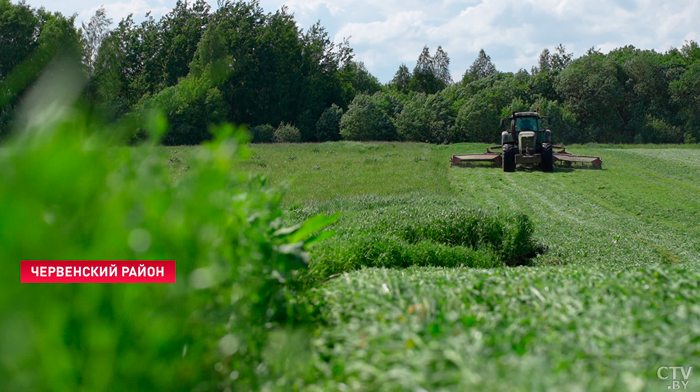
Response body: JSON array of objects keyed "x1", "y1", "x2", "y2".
[
  {"x1": 0, "y1": 106, "x2": 334, "y2": 390},
  {"x1": 396, "y1": 93, "x2": 456, "y2": 143},
  {"x1": 274, "y1": 122, "x2": 302, "y2": 143},
  {"x1": 640, "y1": 116, "x2": 684, "y2": 144},
  {"x1": 315, "y1": 104, "x2": 343, "y2": 142},
  {"x1": 143, "y1": 72, "x2": 229, "y2": 145},
  {"x1": 250, "y1": 123, "x2": 275, "y2": 143},
  {"x1": 372, "y1": 91, "x2": 404, "y2": 120},
  {"x1": 340, "y1": 94, "x2": 398, "y2": 141}
]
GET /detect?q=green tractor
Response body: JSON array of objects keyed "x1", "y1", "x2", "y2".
[
  {"x1": 500, "y1": 112, "x2": 553, "y2": 172},
  {"x1": 451, "y1": 111, "x2": 602, "y2": 171}
]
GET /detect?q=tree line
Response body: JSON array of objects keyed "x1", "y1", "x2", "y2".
[
  {"x1": 1, "y1": 0, "x2": 699, "y2": 145},
  {"x1": 345, "y1": 43, "x2": 700, "y2": 145}
]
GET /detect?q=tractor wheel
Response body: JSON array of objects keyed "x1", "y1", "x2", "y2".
[
  {"x1": 503, "y1": 144, "x2": 517, "y2": 172},
  {"x1": 541, "y1": 142, "x2": 553, "y2": 172}
]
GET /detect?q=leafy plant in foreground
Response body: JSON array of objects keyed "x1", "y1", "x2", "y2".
[{"x1": 0, "y1": 103, "x2": 335, "y2": 391}]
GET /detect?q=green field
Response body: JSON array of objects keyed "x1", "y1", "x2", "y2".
[{"x1": 167, "y1": 142, "x2": 700, "y2": 391}]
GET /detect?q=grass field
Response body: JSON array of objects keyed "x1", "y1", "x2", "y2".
[{"x1": 166, "y1": 142, "x2": 700, "y2": 391}]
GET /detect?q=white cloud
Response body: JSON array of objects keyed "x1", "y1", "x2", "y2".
[
  {"x1": 337, "y1": 11, "x2": 427, "y2": 45},
  {"x1": 284, "y1": 0, "x2": 345, "y2": 16}
]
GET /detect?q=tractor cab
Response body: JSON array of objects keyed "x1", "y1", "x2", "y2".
[
  {"x1": 501, "y1": 112, "x2": 541, "y2": 133},
  {"x1": 500, "y1": 112, "x2": 550, "y2": 148},
  {"x1": 514, "y1": 116, "x2": 540, "y2": 132}
]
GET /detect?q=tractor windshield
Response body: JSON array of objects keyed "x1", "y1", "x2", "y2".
[{"x1": 515, "y1": 117, "x2": 540, "y2": 132}]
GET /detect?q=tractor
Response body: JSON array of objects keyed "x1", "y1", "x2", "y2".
[
  {"x1": 451, "y1": 111, "x2": 602, "y2": 171},
  {"x1": 500, "y1": 111, "x2": 553, "y2": 172}
]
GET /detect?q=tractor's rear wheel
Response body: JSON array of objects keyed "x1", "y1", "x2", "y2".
[
  {"x1": 541, "y1": 142, "x2": 553, "y2": 172},
  {"x1": 503, "y1": 144, "x2": 517, "y2": 172}
]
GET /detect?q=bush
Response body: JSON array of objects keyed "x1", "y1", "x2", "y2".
[
  {"x1": 0, "y1": 106, "x2": 334, "y2": 390},
  {"x1": 274, "y1": 122, "x2": 302, "y2": 143},
  {"x1": 396, "y1": 93, "x2": 456, "y2": 143},
  {"x1": 143, "y1": 72, "x2": 229, "y2": 145},
  {"x1": 340, "y1": 94, "x2": 398, "y2": 141},
  {"x1": 640, "y1": 116, "x2": 684, "y2": 144},
  {"x1": 315, "y1": 104, "x2": 343, "y2": 142},
  {"x1": 250, "y1": 124, "x2": 275, "y2": 143},
  {"x1": 372, "y1": 91, "x2": 404, "y2": 120}
]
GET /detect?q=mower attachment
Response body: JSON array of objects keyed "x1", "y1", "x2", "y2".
[
  {"x1": 451, "y1": 146, "x2": 502, "y2": 166},
  {"x1": 553, "y1": 148, "x2": 603, "y2": 169},
  {"x1": 451, "y1": 146, "x2": 603, "y2": 169}
]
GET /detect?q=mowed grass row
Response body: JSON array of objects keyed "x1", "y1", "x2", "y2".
[{"x1": 166, "y1": 142, "x2": 700, "y2": 391}]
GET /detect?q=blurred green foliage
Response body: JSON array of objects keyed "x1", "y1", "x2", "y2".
[
  {"x1": 0, "y1": 94, "x2": 335, "y2": 391},
  {"x1": 0, "y1": 0, "x2": 82, "y2": 138}
]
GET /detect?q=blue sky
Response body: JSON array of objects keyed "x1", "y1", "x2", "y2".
[{"x1": 21, "y1": 0, "x2": 700, "y2": 83}]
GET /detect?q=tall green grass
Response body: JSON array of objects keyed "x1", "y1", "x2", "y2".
[
  {"x1": 307, "y1": 265, "x2": 700, "y2": 392},
  {"x1": 289, "y1": 196, "x2": 544, "y2": 280}
]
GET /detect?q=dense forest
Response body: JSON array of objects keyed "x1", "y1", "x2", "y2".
[{"x1": 2, "y1": 0, "x2": 699, "y2": 145}]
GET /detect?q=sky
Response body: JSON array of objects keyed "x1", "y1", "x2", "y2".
[{"x1": 20, "y1": 0, "x2": 700, "y2": 83}]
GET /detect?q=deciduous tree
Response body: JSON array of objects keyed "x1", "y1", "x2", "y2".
[{"x1": 466, "y1": 49, "x2": 497, "y2": 81}]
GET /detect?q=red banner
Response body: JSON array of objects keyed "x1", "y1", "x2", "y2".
[{"x1": 20, "y1": 260, "x2": 176, "y2": 283}]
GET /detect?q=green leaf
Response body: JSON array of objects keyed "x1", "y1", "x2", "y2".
[
  {"x1": 274, "y1": 213, "x2": 340, "y2": 243},
  {"x1": 273, "y1": 223, "x2": 302, "y2": 237},
  {"x1": 288, "y1": 213, "x2": 340, "y2": 243},
  {"x1": 304, "y1": 230, "x2": 336, "y2": 246}
]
